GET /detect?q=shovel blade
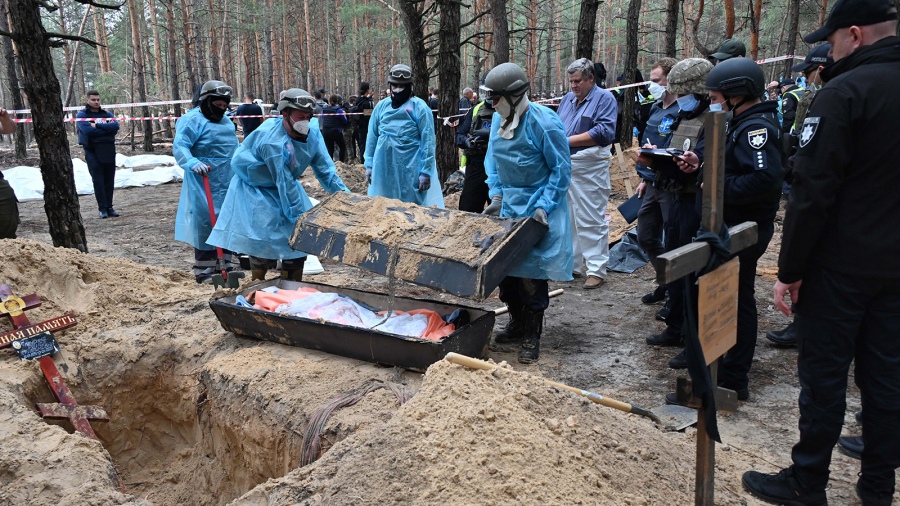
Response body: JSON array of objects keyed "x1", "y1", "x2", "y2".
[
  {"x1": 651, "y1": 404, "x2": 697, "y2": 431},
  {"x1": 211, "y1": 274, "x2": 226, "y2": 289},
  {"x1": 226, "y1": 271, "x2": 245, "y2": 288}
]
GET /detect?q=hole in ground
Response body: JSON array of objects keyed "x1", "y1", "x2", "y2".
[{"x1": 47, "y1": 353, "x2": 307, "y2": 505}]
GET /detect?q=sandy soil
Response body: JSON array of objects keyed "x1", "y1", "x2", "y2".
[{"x1": 0, "y1": 146, "x2": 893, "y2": 505}]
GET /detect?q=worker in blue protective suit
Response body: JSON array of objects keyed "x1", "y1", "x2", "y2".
[
  {"x1": 481, "y1": 62, "x2": 574, "y2": 365},
  {"x1": 364, "y1": 63, "x2": 444, "y2": 208},
  {"x1": 173, "y1": 80, "x2": 239, "y2": 284},
  {"x1": 207, "y1": 89, "x2": 349, "y2": 282}
]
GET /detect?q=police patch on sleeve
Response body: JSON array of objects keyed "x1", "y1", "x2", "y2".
[
  {"x1": 747, "y1": 128, "x2": 768, "y2": 149},
  {"x1": 798, "y1": 117, "x2": 820, "y2": 148}
]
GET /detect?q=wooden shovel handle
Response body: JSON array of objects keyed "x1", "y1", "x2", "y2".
[{"x1": 494, "y1": 289, "x2": 564, "y2": 315}]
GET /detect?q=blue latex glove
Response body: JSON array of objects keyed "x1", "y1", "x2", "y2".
[
  {"x1": 482, "y1": 195, "x2": 502, "y2": 216},
  {"x1": 192, "y1": 162, "x2": 210, "y2": 175},
  {"x1": 418, "y1": 174, "x2": 431, "y2": 191},
  {"x1": 365, "y1": 167, "x2": 372, "y2": 184},
  {"x1": 633, "y1": 126, "x2": 640, "y2": 138}
]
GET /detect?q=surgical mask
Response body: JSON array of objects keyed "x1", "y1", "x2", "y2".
[
  {"x1": 391, "y1": 86, "x2": 405, "y2": 95},
  {"x1": 648, "y1": 82, "x2": 666, "y2": 100},
  {"x1": 676, "y1": 94, "x2": 699, "y2": 112},
  {"x1": 709, "y1": 103, "x2": 723, "y2": 112},
  {"x1": 292, "y1": 120, "x2": 310, "y2": 136}
]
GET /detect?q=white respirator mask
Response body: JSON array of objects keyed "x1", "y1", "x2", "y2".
[{"x1": 292, "y1": 120, "x2": 310, "y2": 136}]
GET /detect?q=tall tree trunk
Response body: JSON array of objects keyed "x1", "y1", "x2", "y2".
[
  {"x1": 435, "y1": 0, "x2": 461, "y2": 185},
  {"x1": 6, "y1": 0, "x2": 88, "y2": 251},
  {"x1": 782, "y1": 0, "x2": 801, "y2": 78},
  {"x1": 489, "y1": 0, "x2": 509, "y2": 65},
  {"x1": 190, "y1": 0, "x2": 207, "y2": 82},
  {"x1": 620, "y1": 0, "x2": 641, "y2": 147},
  {"x1": 147, "y1": 0, "x2": 165, "y2": 95},
  {"x1": 127, "y1": 0, "x2": 153, "y2": 151},
  {"x1": 398, "y1": 0, "x2": 429, "y2": 99},
  {"x1": 749, "y1": 0, "x2": 763, "y2": 60},
  {"x1": 724, "y1": 0, "x2": 735, "y2": 37},
  {"x1": 303, "y1": 0, "x2": 312, "y2": 90},
  {"x1": 0, "y1": 0, "x2": 27, "y2": 158},
  {"x1": 664, "y1": 0, "x2": 679, "y2": 57},
  {"x1": 63, "y1": 6, "x2": 92, "y2": 108},
  {"x1": 575, "y1": 0, "x2": 600, "y2": 60},
  {"x1": 164, "y1": 0, "x2": 179, "y2": 135},
  {"x1": 92, "y1": 8, "x2": 111, "y2": 73},
  {"x1": 179, "y1": 0, "x2": 198, "y2": 95}
]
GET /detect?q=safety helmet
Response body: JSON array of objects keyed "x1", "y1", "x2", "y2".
[
  {"x1": 277, "y1": 88, "x2": 316, "y2": 113},
  {"x1": 198, "y1": 80, "x2": 233, "y2": 103},
  {"x1": 387, "y1": 64, "x2": 413, "y2": 85},
  {"x1": 706, "y1": 57, "x2": 766, "y2": 98},
  {"x1": 480, "y1": 62, "x2": 530, "y2": 102},
  {"x1": 666, "y1": 58, "x2": 714, "y2": 95}
]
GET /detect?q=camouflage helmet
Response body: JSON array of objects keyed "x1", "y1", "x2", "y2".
[{"x1": 667, "y1": 58, "x2": 714, "y2": 95}]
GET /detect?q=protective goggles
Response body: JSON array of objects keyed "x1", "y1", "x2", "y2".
[
  {"x1": 283, "y1": 95, "x2": 316, "y2": 109},
  {"x1": 209, "y1": 85, "x2": 233, "y2": 97},
  {"x1": 389, "y1": 68, "x2": 412, "y2": 80},
  {"x1": 479, "y1": 82, "x2": 529, "y2": 102}
]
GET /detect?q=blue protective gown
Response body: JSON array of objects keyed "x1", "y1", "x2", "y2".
[
  {"x1": 206, "y1": 118, "x2": 349, "y2": 260},
  {"x1": 173, "y1": 107, "x2": 239, "y2": 250},
  {"x1": 484, "y1": 103, "x2": 574, "y2": 281},
  {"x1": 364, "y1": 96, "x2": 444, "y2": 207}
]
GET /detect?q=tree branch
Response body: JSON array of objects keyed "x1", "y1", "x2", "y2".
[
  {"x1": 73, "y1": 0, "x2": 126, "y2": 9},
  {"x1": 0, "y1": 28, "x2": 15, "y2": 40},
  {"x1": 45, "y1": 32, "x2": 103, "y2": 48},
  {"x1": 32, "y1": 0, "x2": 59, "y2": 12},
  {"x1": 460, "y1": 31, "x2": 493, "y2": 46},
  {"x1": 460, "y1": 10, "x2": 490, "y2": 30}
]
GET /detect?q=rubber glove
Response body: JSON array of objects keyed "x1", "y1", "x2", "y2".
[
  {"x1": 418, "y1": 174, "x2": 431, "y2": 191},
  {"x1": 532, "y1": 207, "x2": 548, "y2": 226},
  {"x1": 482, "y1": 195, "x2": 502, "y2": 216},
  {"x1": 192, "y1": 162, "x2": 210, "y2": 175},
  {"x1": 365, "y1": 167, "x2": 372, "y2": 184}
]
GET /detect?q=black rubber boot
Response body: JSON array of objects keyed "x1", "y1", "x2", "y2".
[
  {"x1": 518, "y1": 310, "x2": 543, "y2": 364},
  {"x1": 766, "y1": 322, "x2": 798, "y2": 347},
  {"x1": 494, "y1": 306, "x2": 526, "y2": 344}
]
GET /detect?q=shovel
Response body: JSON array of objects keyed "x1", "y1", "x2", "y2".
[
  {"x1": 201, "y1": 174, "x2": 244, "y2": 289},
  {"x1": 444, "y1": 352, "x2": 661, "y2": 423}
]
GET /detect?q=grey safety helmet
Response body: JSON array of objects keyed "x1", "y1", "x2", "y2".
[
  {"x1": 199, "y1": 80, "x2": 233, "y2": 103},
  {"x1": 706, "y1": 57, "x2": 766, "y2": 98},
  {"x1": 387, "y1": 64, "x2": 413, "y2": 85},
  {"x1": 277, "y1": 88, "x2": 316, "y2": 114},
  {"x1": 667, "y1": 58, "x2": 714, "y2": 96},
  {"x1": 480, "y1": 62, "x2": 530, "y2": 102}
]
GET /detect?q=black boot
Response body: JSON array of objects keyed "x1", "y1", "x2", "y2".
[
  {"x1": 106, "y1": 207, "x2": 120, "y2": 217},
  {"x1": 494, "y1": 306, "x2": 526, "y2": 344},
  {"x1": 518, "y1": 310, "x2": 543, "y2": 364},
  {"x1": 766, "y1": 322, "x2": 798, "y2": 347},
  {"x1": 742, "y1": 467, "x2": 826, "y2": 506},
  {"x1": 838, "y1": 435, "x2": 863, "y2": 460}
]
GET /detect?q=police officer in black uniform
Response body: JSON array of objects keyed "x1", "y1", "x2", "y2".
[
  {"x1": 705, "y1": 58, "x2": 784, "y2": 401},
  {"x1": 455, "y1": 81, "x2": 494, "y2": 213},
  {"x1": 742, "y1": 0, "x2": 900, "y2": 503}
]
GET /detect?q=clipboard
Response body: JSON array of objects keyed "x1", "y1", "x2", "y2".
[{"x1": 617, "y1": 193, "x2": 642, "y2": 224}]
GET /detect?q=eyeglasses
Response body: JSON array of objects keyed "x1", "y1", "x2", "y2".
[{"x1": 389, "y1": 68, "x2": 412, "y2": 80}]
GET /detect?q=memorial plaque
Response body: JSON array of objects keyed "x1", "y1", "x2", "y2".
[
  {"x1": 697, "y1": 257, "x2": 739, "y2": 366},
  {"x1": 12, "y1": 331, "x2": 60, "y2": 360}
]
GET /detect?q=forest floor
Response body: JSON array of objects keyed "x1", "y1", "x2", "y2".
[{"x1": 0, "y1": 144, "x2": 893, "y2": 505}]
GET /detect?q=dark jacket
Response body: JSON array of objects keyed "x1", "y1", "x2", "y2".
[
  {"x1": 350, "y1": 95, "x2": 374, "y2": 130},
  {"x1": 778, "y1": 36, "x2": 900, "y2": 283},
  {"x1": 76, "y1": 106, "x2": 119, "y2": 146},
  {"x1": 235, "y1": 103, "x2": 263, "y2": 136},
  {"x1": 722, "y1": 100, "x2": 783, "y2": 226},
  {"x1": 320, "y1": 105, "x2": 348, "y2": 131}
]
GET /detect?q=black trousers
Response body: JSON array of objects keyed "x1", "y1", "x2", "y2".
[
  {"x1": 636, "y1": 183, "x2": 672, "y2": 265},
  {"x1": 498, "y1": 277, "x2": 549, "y2": 313},
  {"x1": 458, "y1": 154, "x2": 490, "y2": 213},
  {"x1": 85, "y1": 144, "x2": 117, "y2": 211},
  {"x1": 356, "y1": 124, "x2": 368, "y2": 164},
  {"x1": 790, "y1": 266, "x2": 900, "y2": 496},
  {"x1": 717, "y1": 218, "x2": 774, "y2": 391},
  {"x1": 323, "y1": 128, "x2": 347, "y2": 163},
  {"x1": 662, "y1": 192, "x2": 701, "y2": 337}
]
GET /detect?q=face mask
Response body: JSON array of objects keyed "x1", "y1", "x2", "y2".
[
  {"x1": 708, "y1": 103, "x2": 723, "y2": 112},
  {"x1": 495, "y1": 94, "x2": 529, "y2": 140},
  {"x1": 648, "y1": 82, "x2": 666, "y2": 99},
  {"x1": 293, "y1": 120, "x2": 310, "y2": 136},
  {"x1": 391, "y1": 86, "x2": 405, "y2": 95},
  {"x1": 676, "y1": 94, "x2": 699, "y2": 112}
]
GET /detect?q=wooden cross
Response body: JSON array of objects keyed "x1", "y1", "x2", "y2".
[
  {"x1": 654, "y1": 112, "x2": 759, "y2": 506},
  {"x1": 612, "y1": 142, "x2": 636, "y2": 197},
  {"x1": 0, "y1": 284, "x2": 109, "y2": 441}
]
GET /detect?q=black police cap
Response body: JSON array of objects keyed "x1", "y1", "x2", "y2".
[
  {"x1": 804, "y1": 0, "x2": 898, "y2": 43},
  {"x1": 791, "y1": 44, "x2": 834, "y2": 72}
]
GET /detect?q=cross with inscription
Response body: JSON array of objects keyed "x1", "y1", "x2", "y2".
[
  {"x1": 0, "y1": 284, "x2": 109, "y2": 440},
  {"x1": 653, "y1": 111, "x2": 759, "y2": 506}
]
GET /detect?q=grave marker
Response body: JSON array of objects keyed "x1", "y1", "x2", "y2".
[
  {"x1": 654, "y1": 112, "x2": 758, "y2": 505},
  {"x1": 0, "y1": 284, "x2": 109, "y2": 440}
]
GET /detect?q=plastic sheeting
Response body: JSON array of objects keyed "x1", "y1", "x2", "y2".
[
  {"x1": 2, "y1": 155, "x2": 184, "y2": 202},
  {"x1": 607, "y1": 227, "x2": 650, "y2": 274}
]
